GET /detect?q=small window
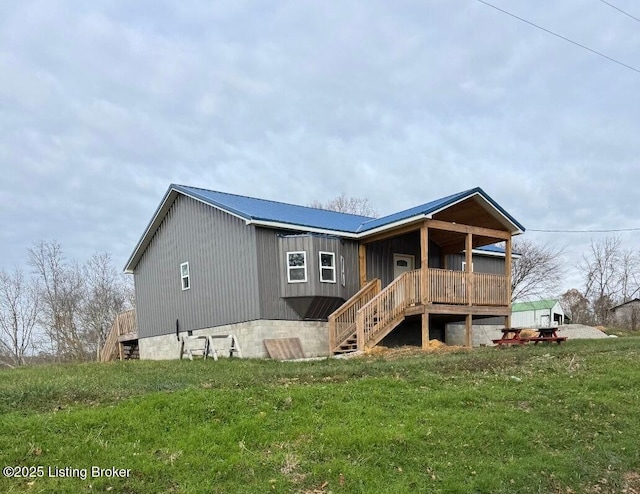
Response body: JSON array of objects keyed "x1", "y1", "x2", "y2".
[
  {"x1": 319, "y1": 251, "x2": 336, "y2": 283},
  {"x1": 461, "y1": 261, "x2": 474, "y2": 272},
  {"x1": 180, "y1": 262, "x2": 190, "y2": 290},
  {"x1": 397, "y1": 260, "x2": 408, "y2": 267},
  {"x1": 287, "y1": 251, "x2": 307, "y2": 283},
  {"x1": 340, "y1": 255, "x2": 346, "y2": 287}
]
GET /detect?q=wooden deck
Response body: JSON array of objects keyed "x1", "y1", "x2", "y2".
[{"x1": 329, "y1": 269, "x2": 510, "y2": 353}]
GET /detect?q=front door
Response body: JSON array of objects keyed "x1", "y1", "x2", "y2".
[
  {"x1": 393, "y1": 254, "x2": 415, "y2": 279},
  {"x1": 393, "y1": 254, "x2": 415, "y2": 309}
]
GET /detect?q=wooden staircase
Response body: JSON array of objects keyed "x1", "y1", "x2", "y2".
[
  {"x1": 329, "y1": 271, "x2": 421, "y2": 354},
  {"x1": 120, "y1": 341, "x2": 140, "y2": 360},
  {"x1": 101, "y1": 309, "x2": 139, "y2": 362},
  {"x1": 329, "y1": 279, "x2": 381, "y2": 354}
]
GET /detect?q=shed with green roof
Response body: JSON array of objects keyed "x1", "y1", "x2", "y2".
[{"x1": 511, "y1": 299, "x2": 565, "y2": 328}]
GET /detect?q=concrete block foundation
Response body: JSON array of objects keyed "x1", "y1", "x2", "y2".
[{"x1": 139, "y1": 319, "x2": 329, "y2": 360}]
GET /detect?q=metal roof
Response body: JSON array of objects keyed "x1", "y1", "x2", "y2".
[
  {"x1": 512, "y1": 299, "x2": 560, "y2": 312},
  {"x1": 174, "y1": 184, "x2": 373, "y2": 233},
  {"x1": 125, "y1": 184, "x2": 525, "y2": 272},
  {"x1": 175, "y1": 184, "x2": 525, "y2": 235}
]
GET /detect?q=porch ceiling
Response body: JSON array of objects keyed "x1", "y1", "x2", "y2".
[
  {"x1": 428, "y1": 229, "x2": 502, "y2": 255},
  {"x1": 432, "y1": 196, "x2": 511, "y2": 232}
]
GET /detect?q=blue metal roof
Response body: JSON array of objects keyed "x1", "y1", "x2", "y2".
[
  {"x1": 175, "y1": 184, "x2": 525, "y2": 235},
  {"x1": 125, "y1": 184, "x2": 525, "y2": 272},
  {"x1": 174, "y1": 184, "x2": 373, "y2": 233},
  {"x1": 356, "y1": 188, "x2": 476, "y2": 232}
]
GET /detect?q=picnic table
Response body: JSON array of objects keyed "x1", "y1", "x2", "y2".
[
  {"x1": 492, "y1": 328, "x2": 528, "y2": 346},
  {"x1": 527, "y1": 327, "x2": 567, "y2": 345},
  {"x1": 492, "y1": 327, "x2": 567, "y2": 347}
]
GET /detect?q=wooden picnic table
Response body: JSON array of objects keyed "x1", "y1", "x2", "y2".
[
  {"x1": 527, "y1": 327, "x2": 567, "y2": 345},
  {"x1": 492, "y1": 328, "x2": 528, "y2": 346},
  {"x1": 492, "y1": 327, "x2": 568, "y2": 347}
]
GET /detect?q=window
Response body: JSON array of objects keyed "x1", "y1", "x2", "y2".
[
  {"x1": 287, "y1": 251, "x2": 307, "y2": 283},
  {"x1": 319, "y1": 251, "x2": 336, "y2": 283},
  {"x1": 461, "y1": 261, "x2": 474, "y2": 272},
  {"x1": 340, "y1": 255, "x2": 346, "y2": 287},
  {"x1": 180, "y1": 262, "x2": 190, "y2": 290}
]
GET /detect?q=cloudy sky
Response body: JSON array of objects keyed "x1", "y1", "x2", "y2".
[{"x1": 2, "y1": 0, "x2": 639, "y2": 293}]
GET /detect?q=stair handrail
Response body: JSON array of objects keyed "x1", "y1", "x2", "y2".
[
  {"x1": 101, "y1": 315, "x2": 121, "y2": 362},
  {"x1": 100, "y1": 309, "x2": 137, "y2": 362},
  {"x1": 356, "y1": 270, "x2": 421, "y2": 349},
  {"x1": 329, "y1": 279, "x2": 381, "y2": 352}
]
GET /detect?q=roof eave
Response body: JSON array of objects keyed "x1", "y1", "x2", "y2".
[
  {"x1": 247, "y1": 219, "x2": 360, "y2": 238},
  {"x1": 428, "y1": 188, "x2": 525, "y2": 235},
  {"x1": 124, "y1": 186, "x2": 180, "y2": 273}
]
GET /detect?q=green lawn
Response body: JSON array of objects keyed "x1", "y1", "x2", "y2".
[{"x1": 1, "y1": 338, "x2": 639, "y2": 493}]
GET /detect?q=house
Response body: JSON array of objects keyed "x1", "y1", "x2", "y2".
[
  {"x1": 511, "y1": 299, "x2": 565, "y2": 328},
  {"x1": 609, "y1": 299, "x2": 640, "y2": 330},
  {"x1": 123, "y1": 184, "x2": 525, "y2": 359}
]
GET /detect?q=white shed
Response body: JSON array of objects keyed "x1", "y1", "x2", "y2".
[{"x1": 511, "y1": 299, "x2": 565, "y2": 328}]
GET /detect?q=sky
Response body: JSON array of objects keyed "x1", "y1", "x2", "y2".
[{"x1": 2, "y1": 0, "x2": 639, "y2": 295}]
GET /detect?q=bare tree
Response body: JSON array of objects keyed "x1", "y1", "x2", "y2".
[
  {"x1": 581, "y1": 236, "x2": 621, "y2": 306},
  {"x1": 28, "y1": 241, "x2": 87, "y2": 361},
  {"x1": 309, "y1": 193, "x2": 378, "y2": 217},
  {"x1": 578, "y1": 236, "x2": 638, "y2": 324},
  {"x1": 618, "y1": 248, "x2": 640, "y2": 302},
  {"x1": 559, "y1": 288, "x2": 591, "y2": 324},
  {"x1": 81, "y1": 252, "x2": 130, "y2": 360},
  {"x1": 510, "y1": 239, "x2": 565, "y2": 302},
  {"x1": 0, "y1": 268, "x2": 40, "y2": 367}
]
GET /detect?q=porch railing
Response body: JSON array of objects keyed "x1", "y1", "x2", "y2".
[
  {"x1": 427, "y1": 268, "x2": 508, "y2": 306},
  {"x1": 330, "y1": 269, "x2": 509, "y2": 353},
  {"x1": 428, "y1": 268, "x2": 466, "y2": 304},
  {"x1": 473, "y1": 272, "x2": 509, "y2": 306},
  {"x1": 329, "y1": 279, "x2": 381, "y2": 352},
  {"x1": 356, "y1": 270, "x2": 421, "y2": 349}
]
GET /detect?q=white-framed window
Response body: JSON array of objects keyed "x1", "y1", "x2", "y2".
[
  {"x1": 340, "y1": 255, "x2": 346, "y2": 287},
  {"x1": 461, "y1": 261, "x2": 474, "y2": 272},
  {"x1": 287, "y1": 251, "x2": 307, "y2": 283},
  {"x1": 180, "y1": 262, "x2": 190, "y2": 290},
  {"x1": 319, "y1": 251, "x2": 336, "y2": 283}
]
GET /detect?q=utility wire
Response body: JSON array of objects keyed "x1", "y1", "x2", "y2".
[
  {"x1": 528, "y1": 227, "x2": 640, "y2": 233},
  {"x1": 599, "y1": 0, "x2": 640, "y2": 24},
  {"x1": 476, "y1": 0, "x2": 640, "y2": 74}
]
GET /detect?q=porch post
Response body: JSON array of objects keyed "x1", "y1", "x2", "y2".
[
  {"x1": 422, "y1": 312, "x2": 430, "y2": 350},
  {"x1": 359, "y1": 244, "x2": 367, "y2": 289},
  {"x1": 465, "y1": 232, "x2": 473, "y2": 305},
  {"x1": 465, "y1": 313, "x2": 472, "y2": 348},
  {"x1": 505, "y1": 236, "x2": 513, "y2": 328},
  {"x1": 420, "y1": 222, "x2": 429, "y2": 304}
]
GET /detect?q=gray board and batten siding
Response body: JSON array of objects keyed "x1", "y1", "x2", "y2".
[
  {"x1": 254, "y1": 227, "x2": 300, "y2": 321},
  {"x1": 134, "y1": 194, "x2": 262, "y2": 338},
  {"x1": 133, "y1": 195, "x2": 362, "y2": 339},
  {"x1": 277, "y1": 234, "x2": 360, "y2": 320},
  {"x1": 278, "y1": 234, "x2": 360, "y2": 299}
]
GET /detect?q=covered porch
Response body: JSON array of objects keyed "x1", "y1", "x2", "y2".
[{"x1": 330, "y1": 191, "x2": 519, "y2": 354}]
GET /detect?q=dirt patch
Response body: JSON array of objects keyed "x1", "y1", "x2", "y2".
[
  {"x1": 361, "y1": 343, "x2": 467, "y2": 360},
  {"x1": 624, "y1": 471, "x2": 640, "y2": 494}
]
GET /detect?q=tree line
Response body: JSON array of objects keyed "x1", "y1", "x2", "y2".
[
  {"x1": 0, "y1": 241, "x2": 133, "y2": 367},
  {"x1": 559, "y1": 236, "x2": 639, "y2": 329}
]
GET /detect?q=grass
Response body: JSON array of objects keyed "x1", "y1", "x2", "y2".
[{"x1": 1, "y1": 338, "x2": 640, "y2": 493}]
